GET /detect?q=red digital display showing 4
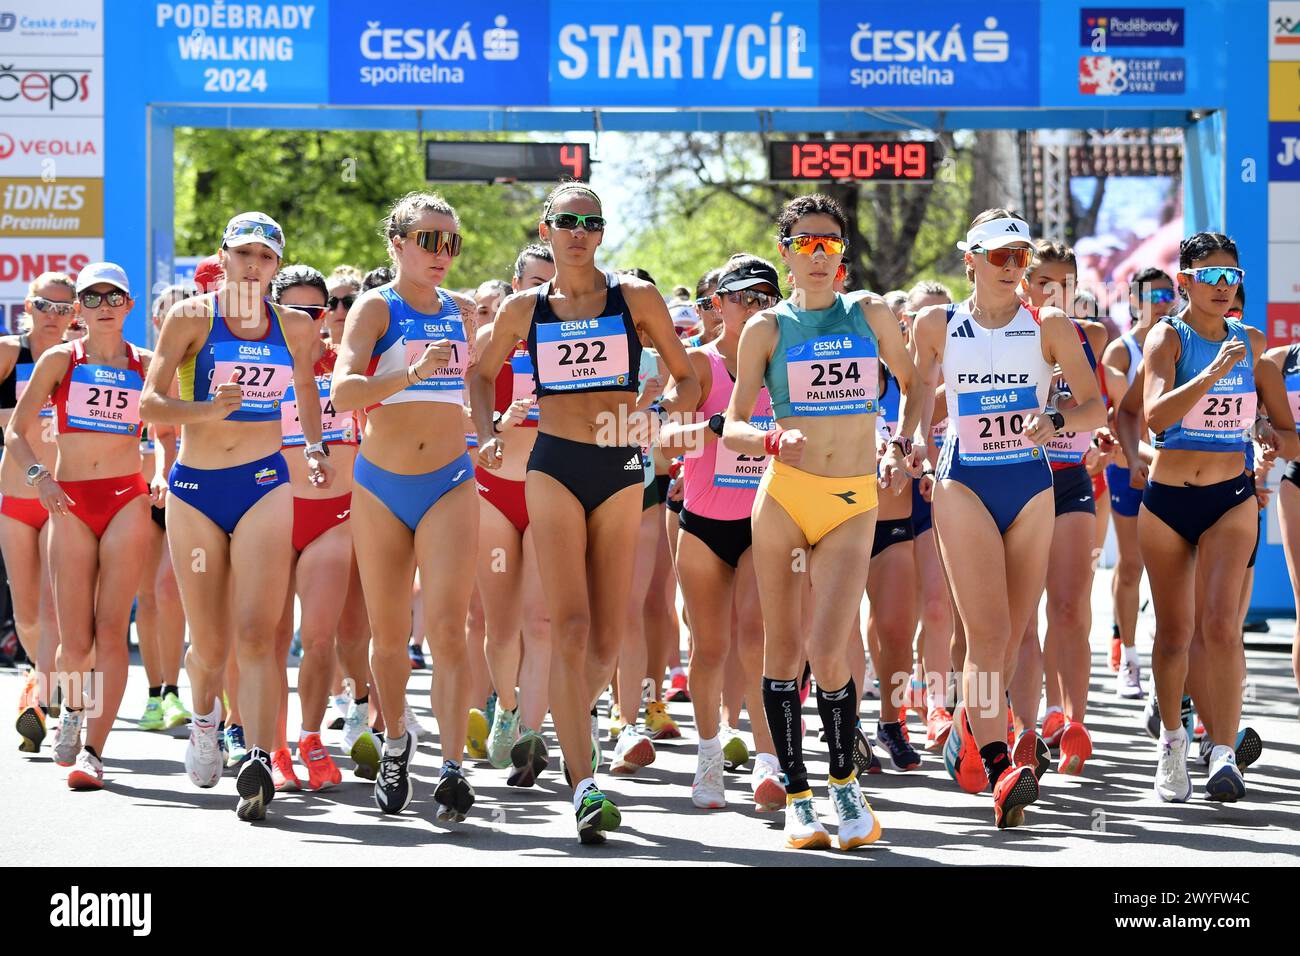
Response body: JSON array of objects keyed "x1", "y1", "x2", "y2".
[
  {"x1": 425, "y1": 141, "x2": 590, "y2": 183},
  {"x1": 768, "y1": 140, "x2": 937, "y2": 182}
]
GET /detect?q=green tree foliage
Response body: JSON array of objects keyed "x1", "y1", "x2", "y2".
[{"x1": 173, "y1": 128, "x2": 548, "y2": 288}]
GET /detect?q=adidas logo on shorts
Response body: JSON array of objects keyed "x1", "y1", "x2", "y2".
[{"x1": 625, "y1": 455, "x2": 643, "y2": 471}]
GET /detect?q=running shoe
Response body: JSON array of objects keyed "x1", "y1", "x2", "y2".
[
  {"x1": 218, "y1": 722, "x2": 228, "y2": 761},
  {"x1": 783, "y1": 790, "x2": 831, "y2": 850},
  {"x1": 374, "y1": 731, "x2": 415, "y2": 814},
  {"x1": 341, "y1": 689, "x2": 380, "y2": 780},
  {"x1": 16, "y1": 670, "x2": 46, "y2": 753},
  {"x1": 465, "y1": 707, "x2": 488, "y2": 759},
  {"x1": 223, "y1": 723, "x2": 248, "y2": 768},
  {"x1": 666, "y1": 666, "x2": 690, "y2": 703},
  {"x1": 1116, "y1": 659, "x2": 1145, "y2": 699},
  {"x1": 607, "y1": 703, "x2": 625, "y2": 741},
  {"x1": 644, "y1": 700, "x2": 682, "y2": 740},
  {"x1": 408, "y1": 642, "x2": 426, "y2": 669},
  {"x1": 1109, "y1": 625, "x2": 1122, "y2": 672},
  {"x1": 1005, "y1": 704, "x2": 1015, "y2": 747},
  {"x1": 876, "y1": 720, "x2": 921, "y2": 771},
  {"x1": 1205, "y1": 746, "x2": 1245, "y2": 803},
  {"x1": 1179, "y1": 696, "x2": 1195, "y2": 741},
  {"x1": 328, "y1": 693, "x2": 349, "y2": 731},
  {"x1": 863, "y1": 659, "x2": 878, "y2": 700},
  {"x1": 1193, "y1": 718, "x2": 1206, "y2": 742},
  {"x1": 945, "y1": 706, "x2": 987, "y2": 794},
  {"x1": 751, "y1": 753, "x2": 786, "y2": 812},
  {"x1": 1142, "y1": 696, "x2": 1161, "y2": 740},
  {"x1": 68, "y1": 747, "x2": 104, "y2": 791},
  {"x1": 993, "y1": 765, "x2": 1039, "y2": 829},
  {"x1": 433, "y1": 760, "x2": 475, "y2": 822},
  {"x1": 487, "y1": 703, "x2": 520, "y2": 769},
  {"x1": 1041, "y1": 708, "x2": 1066, "y2": 748},
  {"x1": 52, "y1": 708, "x2": 84, "y2": 767},
  {"x1": 1057, "y1": 721, "x2": 1093, "y2": 776},
  {"x1": 236, "y1": 752, "x2": 275, "y2": 822},
  {"x1": 139, "y1": 696, "x2": 164, "y2": 732},
  {"x1": 829, "y1": 774, "x2": 882, "y2": 850},
  {"x1": 508, "y1": 727, "x2": 548, "y2": 788},
  {"x1": 897, "y1": 709, "x2": 912, "y2": 743},
  {"x1": 186, "y1": 720, "x2": 223, "y2": 788},
  {"x1": 691, "y1": 747, "x2": 726, "y2": 809},
  {"x1": 611, "y1": 723, "x2": 655, "y2": 775},
  {"x1": 575, "y1": 784, "x2": 621, "y2": 845},
  {"x1": 720, "y1": 724, "x2": 749, "y2": 772},
  {"x1": 299, "y1": 733, "x2": 342, "y2": 790},
  {"x1": 1013, "y1": 729, "x2": 1051, "y2": 780},
  {"x1": 852, "y1": 725, "x2": 882, "y2": 776},
  {"x1": 404, "y1": 701, "x2": 427, "y2": 740},
  {"x1": 560, "y1": 731, "x2": 601, "y2": 787},
  {"x1": 1154, "y1": 729, "x2": 1192, "y2": 803},
  {"x1": 926, "y1": 706, "x2": 953, "y2": 752},
  {"x1": 484, "y1": 692, "x2": 497, "y2": 736},
  {"x1": 271, "y1": 747, "x2": 301, "y2": 792},
  {"x1": 160, "y1": 691, "x2": 190, "y2": 730},
  {"x1": 1234, "y1": 727, "x2": 1263, "y2": 772}
]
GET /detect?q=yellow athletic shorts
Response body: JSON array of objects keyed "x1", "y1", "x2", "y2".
[{"x1": 757, "y1": 458, "x2": 878, "y2": 546}]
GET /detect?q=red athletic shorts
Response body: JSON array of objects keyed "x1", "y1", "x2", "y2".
[
  {"x1": 293, "y1": 493, "x2": 352, "y2": 553},
  {"x1": 475, "y1": 467, "x2": 528, "y2": 535},
  {"x1": 0, "y1": 494, "x2": 49, "y2": 531},
  {"x1": 1091, "y1": 471, "x2": 1106, "y2": 504},
  {"x1": 61, "y1": 473, "x2": 149, "y2": 539}
]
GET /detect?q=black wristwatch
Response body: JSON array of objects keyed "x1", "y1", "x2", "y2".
[
  {"x1": 1049, "y1": 410, "x2": 1066, "y2": 433},
  {"x1": 708, "y1": 413, "x2": 725, "y2": 437}
]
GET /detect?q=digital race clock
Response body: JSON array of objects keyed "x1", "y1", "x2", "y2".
[
  {"x1": 768, "y1": 140, "x2": 937, "y2": 183},
  {"x1": 425, "y1": 141, "x2": 590, "y2": 183}
]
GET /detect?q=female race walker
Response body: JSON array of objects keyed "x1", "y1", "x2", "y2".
[
  {"x1": 472, "y1": 182, "x2": 698, "y2": 844},
  {"x1": 142, "y1": 213, "x2": 331, "y2": 821},
  {"x1": 333, "y1": 192, "x2": 481, "y2": 823},
  {"x1": 725, "y1": 194, "x2": 921, "y2": 850},
  {"x1": 1, "y1": 272, "x2": 76, "y2": 751},
  {"x1": 4, "y1": 263, "x2": 155, "y2": 788},
  {"x1": 1141, "y1": 232, "x2": 1297, "y2": 804},
  {"x1": 913, "y1": 209, "x2": 1104, "y2": 829}
]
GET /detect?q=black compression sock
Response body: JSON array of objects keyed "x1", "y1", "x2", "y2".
[
  {"x1": 762, "y1": 676, "x2": 808, "y2": 794},
  {"x1": 161, "y1": 684, "x2": 178, "y2": 698},
  {"x1": 815, "y1": 678, "x2": 857, "y2": 780},
  {"x1": 148, "y1": 686, "x2": 162, "y2": 699},
  {"x1": 980, "y1": 741, "x2": 1011, "y2": 789}
]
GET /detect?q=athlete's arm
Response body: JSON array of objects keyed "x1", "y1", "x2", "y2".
[
  {"x1": 1082, "y1": 320, "x2": 1110, "y2": 394},
  {"x1": 624, "y1": 281, "x2": 700, "y2": 416},
  {"x1": 1252, "y1": 329, "x2": 1300, "y2": 461},
  {"x1": 1142, "y1": 321, "x2": 1245, "y2": 433},
  {"x1": 2, "y1": 346, "x2": 72, "y2": 508},
  {"x1": 1032, "y1": 310, "x2": 1105, "y2": 442},
  {"x1": 910, "y1": 305, "x2": 947, "y2": 450},
  {"x1": 282, "y1": 308, "x2": 324, "y2": 448},
  {"x1": 140, "y1": 297, "x2": 240, "y2": 425},
  {"x1": 334, "y1": 294, "x2": 424, "y2": 412},
  {"x1": 470, "y1": 293, "x2": 533, "y2": 450},
  {"x1": 860, "y1": 296, "x2": 920, "y2": 484},
  {"x1": 657, "y1": 349, "x2": 713, "y2": 454},
  {"x1": 725, "y1": 312, "x2": 794, "y2": 460},
  {"x1": 1101, "y1": 337, "x2": 1132, "y2": 408},
  {"x1": 1116, "y1": 362, "x2": 1150, "y2": 484}
]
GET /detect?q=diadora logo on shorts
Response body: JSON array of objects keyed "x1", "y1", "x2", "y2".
[
  {"x1": 253, "y1": 467, "x2": 278, "y2": 486},
  {"x1": 830, "y1": 490, "x2": 857, "y2": 504},
  {"x1": 172, "y1": 481, "x2": 199, "y2": 490},
  {"x1": 624, "y1": 455, "x2": 642, "y2": 471},
  {"x1": 951, "y1": 319, "x2": 975, "y2": 338}
]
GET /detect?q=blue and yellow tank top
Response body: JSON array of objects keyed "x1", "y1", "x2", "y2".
[
  {"x1": 178, "y1": 297, "x2": 293, "y2": 423},
  {"x1": 763, "y1": 293, "x2": 879, "y2": 420}
]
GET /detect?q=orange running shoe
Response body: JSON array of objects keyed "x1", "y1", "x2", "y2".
[
  {"x1": 1005, "y1": 704, "x2": 1016, "y2": 747},
  {"x1": 993, "y1": 764, "x2": 1039, "y2": 829},
  {"x1": 271, "y1": 747, "x2": 301, "y2": 792},
  {"x1": 1012, "y1": 729, "x2": 1051, "y2": 780},
  {"x1": 1057, "y1": 721, "x2": 1093, "y2": 775},
  {"x1": 926, "y1": 707, "x2": 953, "y2": 752},
  {"x1": 16, "y1": 669, "x2": 46, "y2": 753},
  {"x1": 298, "y1": 733, "x2": 342, "y2": 790},
  {"x1": 1041, "y1": 709, "x2": 1066, "y2": 749},
  {"x1": 954, "y1": 707, "x2": 988, "y2": 795},
  {"x1": 1109, "y1": 633, "x2": 1122, "y2": 672}
]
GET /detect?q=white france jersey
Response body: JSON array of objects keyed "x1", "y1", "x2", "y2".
[{"x1": 938, "y1": 300, "x2": 1054, "y2": 468}]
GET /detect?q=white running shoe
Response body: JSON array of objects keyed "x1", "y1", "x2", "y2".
[
  {"x1": 610, "y1": 723, "x2": 655, "y2": 775},
  {"x1": 341, "y1": 694, "x2": 369, "y2": 752},
  {"x1": 829, "y1": 775, "x2": 881, "y2": 850},
  {"x1": 68, "y1": 747, "x2": 104, "y2": 790},
  {"x1": 1116, "y1": 659, "x2": 1145, "y2": 699},
  {"x1": 751, "y1": 753, "x2": 786, "y2": 812},
  {"x1": 52, "y1": 709, "x2": 84, "y2": 768},
  {"x1": 1154, "y1": 728, "x2": 1192, "y2": 803},
  {"x1": 403, "y1": 701, "x2": 427, "y2": 739},
  {"x1": 691, "y1": 748, "x2": 726, "y2": 809},
  {"x1": 783, "y1": 790, "x2": 831, "y2": 850},
  {"x1": 186, "y1": 721, "x2": 223, "y2": 788}
]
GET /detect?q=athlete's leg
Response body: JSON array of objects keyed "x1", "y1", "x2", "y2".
[
  {"x1": 476, "y1": 498, "x2": 525, "y2": 712},
  {"x1": 1193, "y1": 501, "x2": 1256, "y2": 746},
  {"x1": 1138, "y1": 507, "x2": 1198, "y2": 733},
  {"x1": 136, "y1": 524, "x2": 166, "y2": 688},
  {"x1": 678, "y1": 527, "x2": 737, "y2": 742},
  {"x1": 644, "y1": 520, "x2": 679, "y2": 699},
  {"x1": 154, "y1": 533, "x2": 186, "y2": 685},
  {"x1": 585, "y1": 487, "x2": 644, "y2": 710},
  {"x1": 296, "y1": 522, "x2": 353, "y2": 734},
  {"x1": 465, "y1": 586, "x2": 491, "y2": 708},
  {"x1": 733, "y1": 550, "x2": 774, "y2": 753},
  {"x1": 517, "y1": 526, "x2": 551, "y2": 731},
  {"x1": 1112, "y1": 513, "x2": 1144, "y2": 649},
  {"x1": 1280, "y1": 480, "x2": 1300, "y2": 697},
  {"x1": 1009, "y1": 612, "x2": 1043, "y2": 736},
  {"x1": 167, "y1": 496, "x2": 234, "y2": 722},
  {"x1": 615, "y1": 508, "x2": 658, "y2": 728},
  {"x1": 868, "y1": 542, "x2": 917, "y2": 722},
  {"x1": 914, "y1": 527, "x2": 953, "y2": 713},
  {"x1": 0, "y1": 518, "x2": 55, "y2": 703},
  {"x1": 1044, "y1": 511, "x2": 1096, "y2": 722}
]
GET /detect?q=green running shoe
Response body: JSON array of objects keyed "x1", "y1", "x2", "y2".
[
  {"x1": 139, "y1": 696, "x2": 164, "y2": 732},
  {"x1": 575, "y1": 786, "x2": 621, "y2": 845},
  {"x1": 508, "y1": 728, "x2": 549, "y2": 787},
  {"x1": 486, "y1": 702, "x2": 519, "y2": 769},
  {"x1": 160, "y1": 691, "x2": 190, "y2": 730},
  {"x1": 720, "y1": 724, "x2": 750, "y2": 772}
]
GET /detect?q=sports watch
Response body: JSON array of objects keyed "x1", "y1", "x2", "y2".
[{"x1": 708, "y1": 413, "x2": 725, "y2": 436}]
